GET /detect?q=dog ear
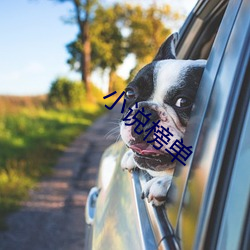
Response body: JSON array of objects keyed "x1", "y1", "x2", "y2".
[{"x1": 153, "y1": 32, "x2": 179, "y2": 61}]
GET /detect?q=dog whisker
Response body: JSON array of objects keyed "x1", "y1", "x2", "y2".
[
  {"x1": 105, "y1": 130, "x2": 120, "y2": 140},
  {"x1": 115, "y1": 134, "x2": 122, "y2": 144},
  {"x1": 105, "y1": 127, "x2": 120, "y2": 140}
]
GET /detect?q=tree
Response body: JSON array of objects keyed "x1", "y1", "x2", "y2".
[
  {"x1": 125, "y1": 4, "x2": 172, "y2": 67},
  {"x1": 90, "y1": 4, "x2": 127, "y2": 92},
  {"x1": 67, "y1": 4, "x2": 127, "y2": 92},
  {"x1": 54, "y1": 0, "x2": 98, "y2": 97},
  {"x1": 66, "y1": 3, "x2": 174, "y2": 91}
]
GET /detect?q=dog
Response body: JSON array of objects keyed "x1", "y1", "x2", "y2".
[{"x1": 120, "y1": 33, "x2": 206, "y2": 206}]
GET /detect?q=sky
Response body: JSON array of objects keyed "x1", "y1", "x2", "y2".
[{"x1": 0, "y1": 0, "x2": 197, "y2": 96}]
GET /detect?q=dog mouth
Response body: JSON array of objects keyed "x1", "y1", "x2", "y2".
[{"x1": 129, "y1": 142, "x2": 174, "y2": 170}]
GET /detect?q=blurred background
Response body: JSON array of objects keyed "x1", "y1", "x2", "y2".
[{"x1": 0, "y1": 0, "x2": 196, "y2": 230}]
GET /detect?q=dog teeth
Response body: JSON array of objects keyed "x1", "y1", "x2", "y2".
[
  {"x1": 135, "y1": 152, "x2": 163, "y2": 158},
  {"x1": 151, "y1": 154, "x2": 160, "y2": 157}
]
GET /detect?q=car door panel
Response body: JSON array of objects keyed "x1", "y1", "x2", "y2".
[{"x1": 92, "y1": 142, "x2": 158, "y2": 250}]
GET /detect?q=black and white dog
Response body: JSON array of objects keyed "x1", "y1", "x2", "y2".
[{"x1": 120, "y1": 33, "x2": 206, "y2": 206}]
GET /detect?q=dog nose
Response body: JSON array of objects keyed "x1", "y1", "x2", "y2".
[
  {"x1": 134, "y1": 108, "x2": 159, "y2": 139},
  {"x1": 146, "y1": 108, "x2": 159, "y2": 127},
  {"x1": 136, "y1": 107, "x2": 158, "y2": 125},
  {"x1": 130, "y1": 103, "x2": 161, "y2": 141}
]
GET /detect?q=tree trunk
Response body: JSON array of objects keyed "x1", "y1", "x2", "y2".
[
  {"x1": 108, "y1": 70, "x2": 116, "y2": 93},
  {"x1": 81, "y1": 21, "x2": 92, "y2": 98},
  {"x1": 73, "y1": 0, "x2": 92, "y2": 98}
]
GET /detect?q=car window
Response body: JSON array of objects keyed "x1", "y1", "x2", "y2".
[
  {"x1": 122, "y1": 0, "x2": 249, "y2": 249},
  {"x1": 134, "y1": 0, "x2": 231, "y2": 248},
  {"x1": 166, "y1": 0, "x2": 232, "y2": 230}
]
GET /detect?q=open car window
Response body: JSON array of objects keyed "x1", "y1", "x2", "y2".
[
  {"x1": 166, "y1": 0, "x2": 230, "y2": 230},
  {"x1": 137, "y1": 0, "x2": 249, "y2": 248},
  {"x1": 135, "y1": 0, "x2": 231, "y2": 247}
]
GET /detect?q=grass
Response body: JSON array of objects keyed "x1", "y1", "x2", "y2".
[{"x1": 0, "y1": 95, "x2": 111, "y2": 230}]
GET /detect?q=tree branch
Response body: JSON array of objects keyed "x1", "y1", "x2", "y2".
[{"x1": 73, "y1": 0, "x2": 83, "y2": 34}]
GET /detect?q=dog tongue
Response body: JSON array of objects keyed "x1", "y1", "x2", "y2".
[{"x1": 130, "y1": 143, "x2": 162, "y2": 155}]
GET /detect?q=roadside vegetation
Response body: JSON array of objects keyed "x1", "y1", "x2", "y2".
[
  {"x1": 0, "y1": 81, "x2": 114, "y2": 230},
  {"x1": 0, "y1": 0, "x2": 179, "y2": 231}
]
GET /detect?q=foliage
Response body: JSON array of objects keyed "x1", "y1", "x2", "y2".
[
  {"x1": 66, "y1": 38, "x2": 82, "y2": 72},
  {"x1": 66, "y1": 3, "x2": 173, "y2": 88},
  {"x1": 48, "y1": 77, "x2": 85, "y2": 108},
  {"x1": 109, "y1": 72, "x2": 126, "y2": 94},
  {"x1": 53, "y1": 0, "x2": 99, "y2": 95},
  {"x1": 90, "y1": 4, "x2": 126, "y2": 72},
  {"x1": 89, "y1": 83, "x2": 106, "y2": 102},
  {"x1": 66, "y1": 4, "x2": 127, "y2": 92},
  {"x1": 0, "y1": 96, "x2": 107, "y2": 230},
  {"x1": 124, "y1": 4, "x2": 172, "y2": 65}
]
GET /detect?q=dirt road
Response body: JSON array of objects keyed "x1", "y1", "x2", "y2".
[{"x1": 0, "y1": 105, "x2": 121, "y2": 250}]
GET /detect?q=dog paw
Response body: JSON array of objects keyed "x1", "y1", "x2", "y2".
[
  {"x1": 141, "y1": 175, "x2": 172, "y2": 206},
  {"x1": 121, "y1": 149, "x2": 135, "y2": 172}
]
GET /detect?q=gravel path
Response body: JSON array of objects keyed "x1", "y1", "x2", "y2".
[{"x1": 0, "y1": 105, "x2": 121, "y2": 250}]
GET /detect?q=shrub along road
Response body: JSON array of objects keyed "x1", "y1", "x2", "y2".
[{"x1": 0, "y1": 104, "x2": 121, "y2": 250}]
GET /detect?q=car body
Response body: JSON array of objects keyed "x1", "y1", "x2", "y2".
[{"x1": 85, "y1": 0, "x2": 250, "y2": 249}]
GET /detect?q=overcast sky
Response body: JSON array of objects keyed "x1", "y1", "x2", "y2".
[{"x1": 0, "y1": 0, "x2": 197, "y2": 95}]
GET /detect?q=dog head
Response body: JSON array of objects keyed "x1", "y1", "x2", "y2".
[{"x1": 120, "y1": 33, "x2": 206, "y2": 174}]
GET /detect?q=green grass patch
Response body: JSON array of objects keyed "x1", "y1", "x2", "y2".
[{"x1": 0, "y1": 97, "x2": 110, "y2": 230}]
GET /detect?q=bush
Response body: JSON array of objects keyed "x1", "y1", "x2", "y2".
[
  {"x1": 113, "y1": 74, "x2": 126, "y2": 94},
  {"x1": 48, "y1": 77, "x2": 85, "y2": 108},
  {"x1": 89, "y1": 84, "x2": 105, "y2": 103}
]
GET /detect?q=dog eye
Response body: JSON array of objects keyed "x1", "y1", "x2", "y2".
[
  {"x1": 175, "y1": 97, "x2": 192, "y2": 108},
  {"x1": 125, "y1": 89, "x2": 136, "y2": 99}
]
